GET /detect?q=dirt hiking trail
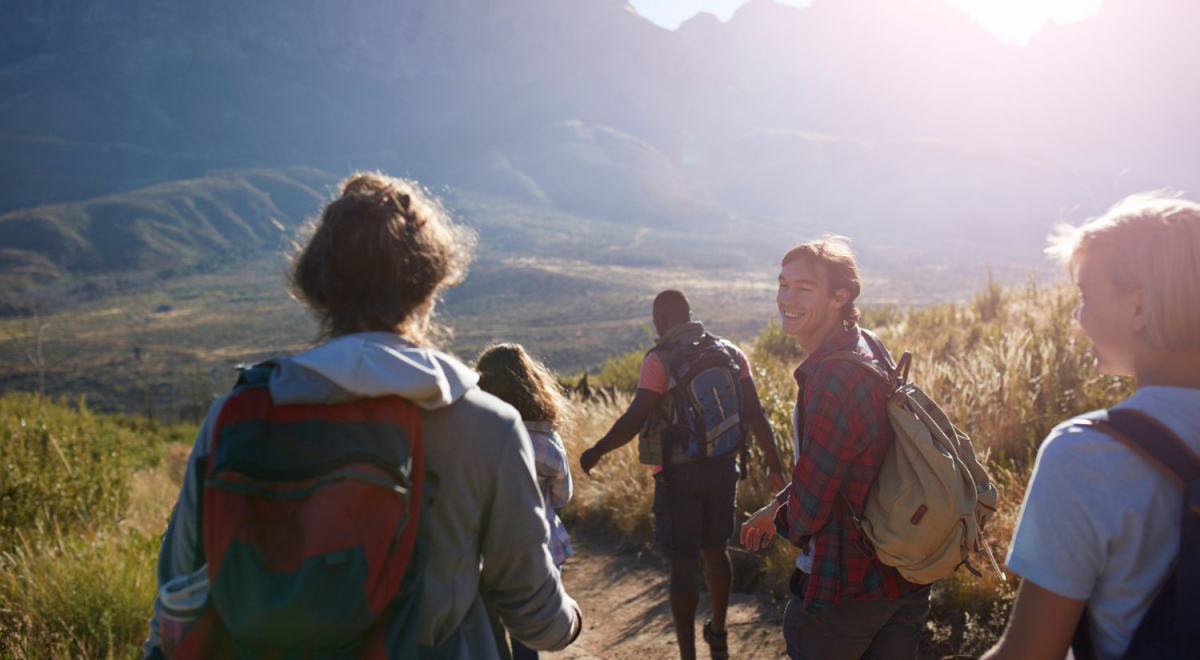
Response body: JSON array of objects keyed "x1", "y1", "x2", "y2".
[{"x1": 546, "y1": 535, "x2": 789, "y2": 659}]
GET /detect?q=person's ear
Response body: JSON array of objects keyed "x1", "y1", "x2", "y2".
[
  {"x1": 831, "y1": 287, "x2": 850, "y2": 311},
  {"x1": 1130, "y1": 288, "x2": 1147, "y2": 335}
]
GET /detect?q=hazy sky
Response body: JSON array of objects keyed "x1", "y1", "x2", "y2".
[{"x1": 628, "y1": 0, "x2": 1104, "y2": 44}]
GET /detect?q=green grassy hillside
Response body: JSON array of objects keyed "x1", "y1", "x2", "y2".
[
  {"x1": 0, "y1": 168, "x2": 334, "y2": 288},
  {"x1": 0, "y1": 167, "x2": 1052, "y2": 415}
]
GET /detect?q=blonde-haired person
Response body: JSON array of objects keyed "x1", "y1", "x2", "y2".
[
  {"x1": 145, "y1": 173, "x2": 581, "y2": 659},
  {"x1": 476, "y1": 343, "x2": 576, "y2": 660},
  {"x1": 983, "y1": 193, "x2": 1200, "y2": 660}
]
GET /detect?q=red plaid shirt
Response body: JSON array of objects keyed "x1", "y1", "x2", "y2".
[{"x1": 773, "y1": 324, "x2": 922, "y2": 613}]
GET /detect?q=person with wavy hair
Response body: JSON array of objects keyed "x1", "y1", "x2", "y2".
[
  {"x1": 146, "y1": 172, "x2": 581, "y2": 659},
  {"x1": 476, "y1": 343, "x2": 576, "y2": 660}
]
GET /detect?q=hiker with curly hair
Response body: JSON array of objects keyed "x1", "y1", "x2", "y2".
[{"x1": 145, "y1": 172, "x2": 581, "y2": 659}]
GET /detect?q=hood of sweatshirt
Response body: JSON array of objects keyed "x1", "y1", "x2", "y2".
[{"x1": 269, "y1": 332, "x2": 479, "y2": 411}]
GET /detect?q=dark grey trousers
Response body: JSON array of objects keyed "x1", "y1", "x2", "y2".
[{"x1": 783, "y1": 572, "x2": 931, "y2": 660}]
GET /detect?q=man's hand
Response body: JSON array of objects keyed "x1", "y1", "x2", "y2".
[
  {"x1": 581, "y1": 388, "x2": 661, "y2": 478},
  {"x1": 767, "y1": 470, "x2": 787, "y2": 494},
  {"x1": 740, "y1": 500, "x2": 781, "y2": 552},
  {"x1": 580, "y1": 447, "x2": 603, "y2": 476}
]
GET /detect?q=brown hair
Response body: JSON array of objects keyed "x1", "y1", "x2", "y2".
[
  {"x1": 291, "y1": 172, "x2": 474, "y2": 344},
  {"x1": 781, "y1": 235, "x2": 861, "y2": 324},
  {"x1": 476, "y1": 343, "x2": 574, "y2": 431}
]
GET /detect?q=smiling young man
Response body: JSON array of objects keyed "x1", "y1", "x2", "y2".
[
  {"x1": 740, "y1": 237, "x2": 929, "y2": 660},
  {"x1": 982, "y1": 194, "x2": 1200, "y2": 660}
]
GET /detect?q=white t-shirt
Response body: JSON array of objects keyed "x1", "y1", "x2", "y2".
[{"x1": 1007, "y1": 386, "x2": 1200, "y2": 660}]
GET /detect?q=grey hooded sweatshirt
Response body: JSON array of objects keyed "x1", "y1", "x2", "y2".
[{"x1": 145, "y1": 332, "x2": 580, "y2": 658}]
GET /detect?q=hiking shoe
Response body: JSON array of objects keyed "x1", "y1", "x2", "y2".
[{"x1": 702, "y1": 620, "x2": 729, "y2": 660}]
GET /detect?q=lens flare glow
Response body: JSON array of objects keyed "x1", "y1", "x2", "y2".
[
  {"x1": 629, "y1": 0, "x2": 1104, "y2": 44},
  {"x1": 944, "y1": 0, "x2": 1102, "y2": 44}
]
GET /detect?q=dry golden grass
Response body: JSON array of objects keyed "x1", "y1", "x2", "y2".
[
  {"x1": 1, "y1": 278, "x2": 1128, "y2": 658},
  {"x1": 560, "y1": 278, "x2": 1132, "y2": 656},
  {"x1": 0, "y1": 396, "x2": 192, "y2": 659},
  {"x1": 560, "y1": 394, "x2": 657, "y2": 542}
]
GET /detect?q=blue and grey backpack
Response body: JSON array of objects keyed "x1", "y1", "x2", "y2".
[{"x1": 653, "y1": 333, "x2": 748, "y2": 473}]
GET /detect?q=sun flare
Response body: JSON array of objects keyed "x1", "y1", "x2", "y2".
[
  {"x1": 945, "y1": 0, "x2": 1103, "y2": 44},
  {"x1": 631, "y1": 0, "x2": 1104, "y2": 44}
]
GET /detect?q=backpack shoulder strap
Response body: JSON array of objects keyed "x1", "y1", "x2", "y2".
[
  {"x1": 859, "y1": 328, "x2": 898, "y2": 374},
  {"x1": 713, "y1": 335, "x2": 741, "y2": 363},
  {"x1": 233, "y1": 359, "x2": 277, "y2": 391},
  {"x1": 821, "y1": 350, "x2": 891, "y2": 385},
  {"x1": 1073, "y1": 408, "x2": 1200, "y2": 660},
  {"x1": 1076, "y1": 408, "x2": 1200, "y2": 490}
]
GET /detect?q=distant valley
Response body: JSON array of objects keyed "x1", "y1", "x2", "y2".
[{"x1": 2, "y1": 0, "x2": 1196, "y2": 412}]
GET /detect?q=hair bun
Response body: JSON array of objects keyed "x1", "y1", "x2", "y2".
[{"x1": 340, "y1": 172, "x2": 389, "y2": 197}]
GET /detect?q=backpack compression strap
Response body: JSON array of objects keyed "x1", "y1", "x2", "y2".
[{"x1": 1070, "y1": 408, "x2": 1200, "y2": 660}]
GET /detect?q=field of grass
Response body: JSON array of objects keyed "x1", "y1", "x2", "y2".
[
  {"x1": 0, "y1": 166, "x2": 1049, "y2": 420},
  {"x1": 567, "y1": 276, "x2": 1132, "y2": 658},
  {"x1": 0, "y1": 393, "x2": 195, "y2": 659},
  {"x1": 0, "y1": 254, "x2": 779, "y2": 417},
  {"x1": 0, "y1": 250, "x2": 1036, "y2": 421},
  {"x1": 0, "y1": 276, "x2": 1128, "y2": 658}
]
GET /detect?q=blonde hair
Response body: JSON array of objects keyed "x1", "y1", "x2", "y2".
[
  {"x1": 781, "y1": 235, "x2": 861, "y2": 324},
  {"x1": 1047, "y1": 192, "x2": 1200, "y2": 351}
]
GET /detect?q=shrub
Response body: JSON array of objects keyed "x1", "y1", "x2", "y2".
[
  {"x1": 754, "y1": 315, "x2": 802, "y2": 363},
  {"x1": 593, "y1": 345, "x2": 649, "y2": 391}
]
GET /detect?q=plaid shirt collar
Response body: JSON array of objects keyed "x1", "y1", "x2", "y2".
[{"x1": 795, "y1": 323, "x2": 861, "y2": 383}]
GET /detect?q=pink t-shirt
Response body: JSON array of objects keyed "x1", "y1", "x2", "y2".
[
  {"x1": 636, "y1": 347, "x2": 753, "y2": 394},
  {"x1": 638, "y1": 344, "x2": 753, "y2": 472}
]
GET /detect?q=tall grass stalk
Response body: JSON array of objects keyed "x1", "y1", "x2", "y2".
[{"x1": 0, "y1": 523, "x2": 160, "y2": 659}]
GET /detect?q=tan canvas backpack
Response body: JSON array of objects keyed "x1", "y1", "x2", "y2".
[{"x1": 825, "y1": 337, "x2": 1002, "y2": 585}]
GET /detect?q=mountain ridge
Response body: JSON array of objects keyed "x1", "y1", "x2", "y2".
[{"x1": 1, "y1": 0, "x2": 1196, "y2": 284}]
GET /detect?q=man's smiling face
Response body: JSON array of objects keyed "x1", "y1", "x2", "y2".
[{"x1": 776, "y1": 257, "x2": 846, "y2": 349}]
